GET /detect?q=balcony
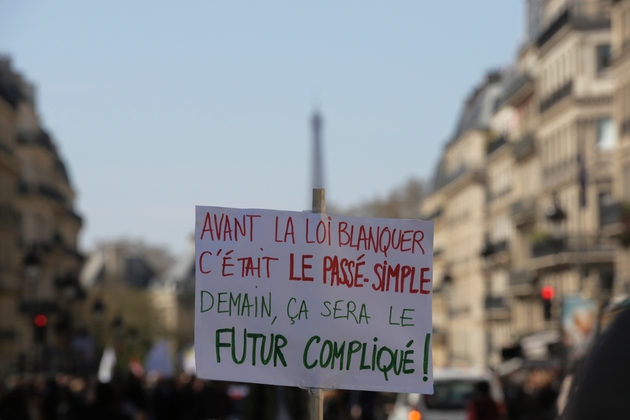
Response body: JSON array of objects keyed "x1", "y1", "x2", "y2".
[
  {"x1": 487, "y1": 136, "x2": 507, "y2": 155},
  {"x1": 67, "y1": 210, "x2": 83, "y2": 224},
  {"x1": 600, "y1": 202, "x2": 620, "y2": 227},
  {"x1": 0, "y1": 77, "x2": 22, "y2": 109},
  {"x1": 55, "y1": 275, "x2": 86, "y2": 300},
  {"x1": 480, "y1": 239, "x2": 510, "y2": 266},
  {"x1": 605, "y1": 202, "x2": 630, "y2": 246},
  {"x1": 537, "y1": 8, "x2": 570, "y2": 47},
  {"x1": 536, "y1": 1, "x2": 610, "y2": 48},
  {"x1": 512, "y1": 133, "x2": 535, "y2": 161},
  {"x1": 530, "y1": 233, "x2": 615, "y2": 270},
  {"x1": 424, "y1": 207, "x2": 443, "y2": 221},
  {"x1": 16, "y1": 129, "x2": 56, "y2": 152},
  {"x1": 485, "y1": 296, "x2": 510, "y2": 320},
  {"x1": 0, "y1": 329, "x2": 16, "y2": 341},
  {"x1": 493, "y1": 240, "x2": 509, "y2": 254},
  {"x1": 540, "y1": 81, "x2": 573, "y2": 114},
  {"x1": 19, "y1": 300, "x2": 60, "y2": 314},
  {"x1": 19, "y1": 181, "x2": 66, "y2": 204},
  {"x1": 509, "y1": 270, "x2": 535, "y2": 296},
  {"x1": 449, "y1": 306, "x2": 470, "y2": 317},
  {"x1": 434, "y1": 165, "x2": 467, "y2": 191},
  {"x1": 502, "y1": 73, "x2": 533, "y2": 107},
  {"x1": 532, "y1": 236, "x2": 566, "y2": 258},
  {"x1": 0, "y1": 204, "x2": 20, "y2": 227},
  {"x1": 0, "y1": 141, "x2": 14, "y2": 158},
  {"x1": 511, "y1": 197, "x2": 536, "y2": 227}
]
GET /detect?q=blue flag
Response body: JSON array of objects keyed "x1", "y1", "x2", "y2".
[{"x1": 578, "y1": 151, "x2": 587, "y2": 208}]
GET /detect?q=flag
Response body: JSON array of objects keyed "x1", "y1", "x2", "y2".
[
  {"x1": 578, "y1": 151, "x2": 587, "y2": 208},
  {"x1": 145, "y1": 338, "x2": 175, "y2": 379},
  {"x1": 97, "y1": 346, "x2": 116, "y2": 383},
  {"x1": 181, "y1": 345, "x2": 196, "y2": 375}
]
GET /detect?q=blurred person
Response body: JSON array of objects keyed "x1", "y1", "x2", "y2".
[
  {"x1": 502, "y1": 370, "x2": 528, "y2": 420},
  {"x1": 65, "y1": 376, "x2": 89, "y2": 420},
  {"x1": 198, "y1": 380, "x2": 233, "y2": 420},
  {"x1": 121, "y1": 366, "x2": 147, "y2": 419},
  {"x1": 83, "y1": 381, "x2": 133, "y2": 420},
  {"x1": 348, "y1": 391, "x2": 377, "y2": 420},
  {"x1": 465, "y1": 381, "x2": 502, "y2": 420},
  {"x1": 561, "y1": 307, "x2": 630, "y2": 419},
  {"x1": 242, "y1": 384, "x2": 308, "y2": 420},
  {"x1": 147, "y1": 377, "x2": 178, "y2": 420},
  {"x1": 322, "y1": 389, "x2": 350, "y2": 420},
  {"x1": 555, "y1": 371, "x2": 573, "y2": 418},
  {"x1": 0, "y1": 376, "x2": 30, "y2": 420}
]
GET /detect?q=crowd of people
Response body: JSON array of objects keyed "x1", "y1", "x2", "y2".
[
  {"x1": 0, "y1": 371, "x2": 392, "y2": 420},
  {"x1": 0, "y1": 371, "x2": 241, "y2": 420},
  {"x1": 500, "y1": 367, "x2": 561, "y2": 420},
  {"x1": 0, "y1": 367, "x2": 562, "y2": 420},
  {"x1": 2, "y1": 305, "x2": 629, "y2": 420}
]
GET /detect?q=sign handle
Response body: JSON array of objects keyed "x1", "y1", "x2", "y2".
[
  {"x1": 309, "y1": 388, "x2": 324, "y2": 420},
  {"x1": 312, "y1": 188, "x2": 326, "y2": 213},
  {"x1": 310, "y1": 188, "x2": 325, "y2": 420}
]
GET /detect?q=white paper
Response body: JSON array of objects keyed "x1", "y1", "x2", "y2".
[{"x1": 195, "y1": 206, "x2": 434, "y2": 394}]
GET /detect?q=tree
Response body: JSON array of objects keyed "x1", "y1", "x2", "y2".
[{"x1": 335, "y1": 178, "x2": 425, "y2": 219}]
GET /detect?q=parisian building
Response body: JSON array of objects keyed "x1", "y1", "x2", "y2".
[
  {"x1": 423, "y1": 0, "x2": 619, "y2": 367},
  {"x1": 0, "y1": 58, "x2": 85, "y2": 376},
  {"x1": 611, "y1": 0, "x2": 630, "y2": 300}
]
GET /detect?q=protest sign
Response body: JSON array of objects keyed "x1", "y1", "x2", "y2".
[{"x1": 195, "y1": 206, "x2": 434, "y2": 394}]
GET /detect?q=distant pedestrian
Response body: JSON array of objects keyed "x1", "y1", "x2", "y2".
[{"x1": 466, "y1": 381, "x2": 502, "y2": 420}]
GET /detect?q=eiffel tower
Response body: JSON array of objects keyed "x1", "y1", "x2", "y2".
[{"x1": 310, "y1": 109, "x2": 325, "y2": 191}]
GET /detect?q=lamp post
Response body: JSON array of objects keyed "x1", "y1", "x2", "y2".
[
  {"x1": 545, "y1": 193, "x2": 567, "y2": 225},
  {"x1": 92, "y1": 298, "x2": 106, "y2": 354},
  {"x1": 441, "y1": 270, "x2": 453, "y2": 365},
  {"x1": 24, "y1": 250, "x2": 40, "y2": 300},
  {"x1": 480, "y1": 235, "x2": 497, "y2": 365},
  {"x1": 23, "y1": 249, "x2": 42, "y2": 373},
  {"x1": 543, "y1": 192, "x2": 566, "y2": 328}
]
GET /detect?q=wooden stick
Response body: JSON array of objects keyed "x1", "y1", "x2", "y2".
[{"x1": 310, "y1": 188, "x2": 325, "y2": 420}]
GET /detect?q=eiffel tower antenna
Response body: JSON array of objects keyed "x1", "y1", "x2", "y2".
[{"x1": 310, "y1": 108, "x2": 325, "y2": 191}]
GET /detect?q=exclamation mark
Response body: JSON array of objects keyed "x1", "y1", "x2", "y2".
[{"x1": 423, "y1": 333, "x2": 431, "y2": 382}]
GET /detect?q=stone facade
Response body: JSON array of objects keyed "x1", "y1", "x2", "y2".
[
  {"x1": 424, "y1": 0, "x2": 621, "y2": 367},
  {"x1": 0, "y1": 58, "x2": 84, "y2": 376},
  {"x1": 611, "y1": 0, "x2": 630, "y2": 301}
]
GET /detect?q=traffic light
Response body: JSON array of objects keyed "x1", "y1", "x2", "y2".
[
  {"x1": 33, "y1": 314, "x2": 48, "y2": 343},
  {"x1": 541, "y1": 286, "x2": 555, "y2": 321}
]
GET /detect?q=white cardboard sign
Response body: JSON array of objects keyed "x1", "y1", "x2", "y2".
[{"x1": 195, "y1": 206, "x2": 434, "y2": 394}]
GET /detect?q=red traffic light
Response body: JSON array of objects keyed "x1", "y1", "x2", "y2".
[
  {"x1": 33, "y1": 314, "x2": 48, "y2": 327},
  {"x1": 541, "y1": 286, "x2": 555, "y2": 301}
]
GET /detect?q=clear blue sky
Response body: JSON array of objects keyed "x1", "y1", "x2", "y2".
[{"x1": 1, "y1": 1, "x2": 524, "y2": 256}]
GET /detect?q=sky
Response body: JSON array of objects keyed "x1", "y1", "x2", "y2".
[{"x1": 1, "y1": 1, "x2": 524, "y2": 257}]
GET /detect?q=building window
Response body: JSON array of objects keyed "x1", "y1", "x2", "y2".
[
  {"x1": 597, "y1": 117, "x2": 617, "y2": 151},
  {"x1": 623, "y1": 164, "x2": 630, "y2": 201},
  {"x1": 596, "y1": 44, "x2": 612, "y2": 73},
  {"x1": 599, "y1": 192, "x2": 615, "y2": 227}
]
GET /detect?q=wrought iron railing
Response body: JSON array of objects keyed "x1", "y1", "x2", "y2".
[{"x1": 540, "y1": 81, "x2": 573, "y2": 113}]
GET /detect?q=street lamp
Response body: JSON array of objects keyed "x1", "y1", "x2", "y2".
[
  {"x1": 480, "y1": 234, "x2": 499, "y2": 365},
  {"x1": 91, "y1": 298, "x2": 106, "y2": 352},
  {"x1": 24, "y1": 251, "x2": 40, "y2": 277},
  {"x1": 92, "y1": 299, "x2": 106, "y2": 319},
  {"x1": 22, "y1": 249, "x2": 44, "y2": 372},
  {"x1": 111, "y1": 316, "x2": 124, "y2": 340},
  {"x1": 545, "y1": 192, "x2": 566, "y2": 224},
  {"x1": 480, "y1": 234, "x2": 496, "y2": 259},
  {"x1": 23, "y1": 249, "x2": 41, "y2": 299}
]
